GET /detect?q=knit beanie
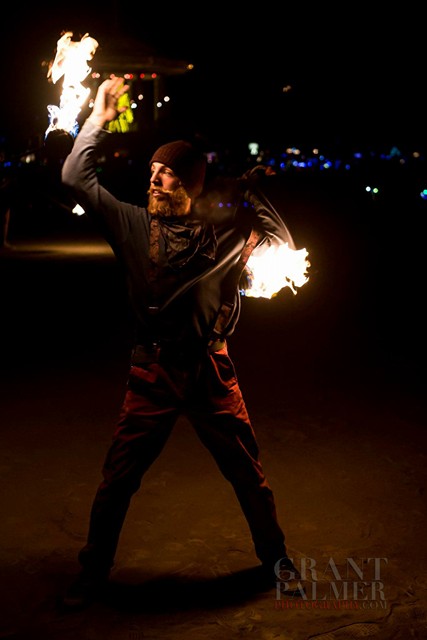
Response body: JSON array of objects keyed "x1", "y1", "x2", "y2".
[{"x1": 150, "y1": 140, "x2": 206, "y2": 199}]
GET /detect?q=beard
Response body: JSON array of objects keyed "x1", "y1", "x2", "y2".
[{"x1": 147, "y1": 186, "x2": 191, "y2": 217}]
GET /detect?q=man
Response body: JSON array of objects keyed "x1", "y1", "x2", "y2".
[{"x1": 61, "y1": 76, "x2": 301, "y2": 608}]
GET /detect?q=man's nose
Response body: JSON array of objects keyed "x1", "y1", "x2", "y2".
[{"x1": 150, "y1": 169, "x2": 161, "y2": 184}]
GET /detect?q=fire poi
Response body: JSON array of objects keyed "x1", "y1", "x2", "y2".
[
  {"x1": 244, "y1": 242, "x2": 310, "y2": 299},
  {"x1": 44, "y1": 32, "x2": 310, "y2": 297},
  {"x1": 46, "y1": 31, "x2": 99, "y2": 139}
]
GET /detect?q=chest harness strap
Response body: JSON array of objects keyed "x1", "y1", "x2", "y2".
[{"x1": 207, "y1": 228, "x2": 262, "y2": 352}]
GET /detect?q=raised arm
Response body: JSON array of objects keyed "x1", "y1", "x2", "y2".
[{"x1": 61, "y1": 77, "x2": 135, "y2": 243}]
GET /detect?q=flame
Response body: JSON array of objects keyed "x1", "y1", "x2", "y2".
[
  {"x1": 72, "y1": 204, "x2": 85, "y2": 216},
  {"x1": 46, "y1": 31, "x2": 99, "y2": 138},
  {"x1": 243, "y1": 243, "x2": 310, "y2": 298}
]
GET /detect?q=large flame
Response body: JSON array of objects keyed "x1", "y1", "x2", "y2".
[
  {"x1": 243, "y1": 243, "x2": 310, "y2": 298},
  {"x1": 46, "y1": 31, "x2": 99, "y2": 138}
]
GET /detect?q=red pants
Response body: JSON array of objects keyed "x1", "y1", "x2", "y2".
[{"x1": 79, "y1": 341, "x2": 286, "y2": 572}]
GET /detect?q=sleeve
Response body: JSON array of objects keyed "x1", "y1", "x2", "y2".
[
  {"x1": 240, "y1": 166, "x2": 296, "y2": 252},
  {"x1": 61, "y1": 120, "x2": 132, "y2": 243}
]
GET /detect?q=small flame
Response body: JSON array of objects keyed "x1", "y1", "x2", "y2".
[
  {"x1": 46, "y1": 31, "x2": 99, "y2": 138},
  {"x1": 72, "y1": 204, "x2": 85, "y2": 216},
  {"x1": 243, "y1": 243, "x2": 310, "y2": 298}
]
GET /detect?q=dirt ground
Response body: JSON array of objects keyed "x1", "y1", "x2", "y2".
[{"x1": 1, "y1": 182, "x2": 426, "y2": 640}]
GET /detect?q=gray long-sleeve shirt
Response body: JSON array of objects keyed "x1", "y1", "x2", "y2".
[{"x1": 61, "y1": 120, "x2": 294, "y2": 350}]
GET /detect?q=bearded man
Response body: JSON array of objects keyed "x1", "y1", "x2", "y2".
[{"x1": 61, "y1": 76, "x2": 302, "y2": 609}]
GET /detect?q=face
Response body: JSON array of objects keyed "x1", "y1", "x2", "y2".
[{"x1": 148, "y1": 162, "x2": 191, "y2": 217}]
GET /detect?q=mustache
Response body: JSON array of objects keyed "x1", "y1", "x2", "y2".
[{"x1": 147, "y1": 186, "x2": 174, "y2": 196}]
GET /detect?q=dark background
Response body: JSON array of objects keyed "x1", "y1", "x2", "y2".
[{"x1": 1, "y1": 3, "x2": 426, "y2": 155}]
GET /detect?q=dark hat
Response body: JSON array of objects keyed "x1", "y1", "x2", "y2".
[{"x1": 150, "y1": 140, "x2": 206, "y2": 199}]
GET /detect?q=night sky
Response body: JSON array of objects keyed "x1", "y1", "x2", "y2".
[{"x1": 1, "y1": 4, "x2": 426, "y2": 155}]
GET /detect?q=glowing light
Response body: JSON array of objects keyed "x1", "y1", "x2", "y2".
[
  {"x1": 249, "y1": 142, "x2": 259, "y2": 156},
  {"x1": 21, "y1": 153, "x2": 36, "y2": 164},
  {"x1": 244, "y1": 243, "x2": 310, "y2": 299},
  {"x1": 72, "y1": 204, "x2": 85, "y2": 216},
  {"x1": 46, "y1": 32, "x2": 99, "y2": 138}
]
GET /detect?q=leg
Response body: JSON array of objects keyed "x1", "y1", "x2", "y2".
[
  {"x1": 78, "y1": 362, "x2": 180, "y2": 573},
  {"x1": 188, "y1": 343, "x2": 287, "y2": 565}
]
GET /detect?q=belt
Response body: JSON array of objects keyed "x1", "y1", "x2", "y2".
[
  {"x1": 132, "y1": 338, "x2": 226, "y2": 365},
  {"x1": 131, "y1": 343, "x2": 159, "y2": 366}
]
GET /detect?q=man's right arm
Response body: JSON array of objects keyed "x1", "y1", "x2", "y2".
[
  {"x1": 61, "y1": 118, "x2": 135, "y2": 245},
  {"x1": 61, "y1": 119, "x2": 111, "y2": 213}
]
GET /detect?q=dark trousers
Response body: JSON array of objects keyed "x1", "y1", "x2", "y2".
[{"x1": 78, "y1": 341, "x2": 286, "y2": 573}]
